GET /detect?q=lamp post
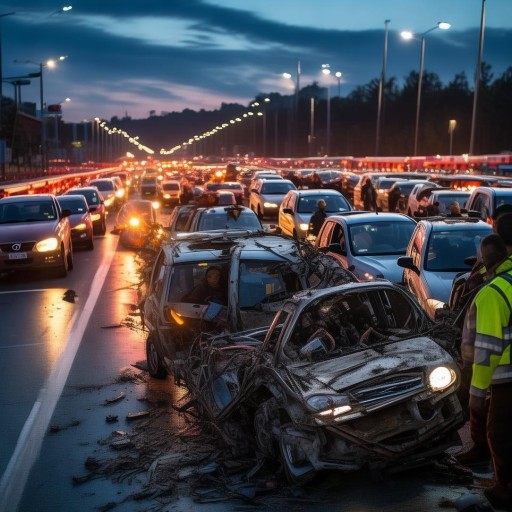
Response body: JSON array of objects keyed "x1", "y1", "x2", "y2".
[
  {"x1": 469, "y1": 0, "x2": 486, "y2": 155},
  {"x1": 375, "y1": 19, "x2": 390, "y2": 156},
  {"x1": 15, "y1": 56, "x2": 67, "y2": 172},
  {"x1": 401, "y1": 22, "x2": 451, "y2": 156},
  {"x1": 449, "y1": 119, "x2": 457, "y2": 155},
  {"x1": 282, "y1": 60, "x2": 300, "y2": 155},
  {"x1": 335, "y1": 71, "x2": 343, "y2": 97},
  {"x1": 321, "y1": 64, "x2": 337, "y2": 156}
]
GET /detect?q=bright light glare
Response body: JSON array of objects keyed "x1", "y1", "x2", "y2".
[
  {"x1": 429, "y1": 366, "x2": 455, "y2": 391},
  {"x1": 438, "y1": 22, "x2": 451, "y2": 30},
  {"x1": 35, "y1": 237, "x2": 59, "y2": 252},
  {"x1": 401, "y1": 30, "x2": 413, "y2": 40}
]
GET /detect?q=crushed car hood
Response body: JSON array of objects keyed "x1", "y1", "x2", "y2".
[
  {"x1": 353, "y1": 254, "x2": 404, "y2": 283},
  {"x1": 286, "y1": 336, "x2": 451, "y2": 394}
]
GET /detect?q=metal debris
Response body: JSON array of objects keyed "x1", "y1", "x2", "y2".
[
  {"x1": 104, "y1": 392, "x2": 126, "y2": 404},
  {"x1": 126, "y1": 410, "x2": 151, "y2": 421}
]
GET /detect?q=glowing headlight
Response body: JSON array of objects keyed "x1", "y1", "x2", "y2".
[
  {"x1": 307, "y1": 395, "x2": 352, "y2": 417},
  {"x1": 429, "y1": 366, "x2": 456, "y2": 391},
  {"x1": 91, "y1": 213, "x2": 101, "y2": 221},
  {"x1": 129, "y1": 217, "x2": 140, "y2": 227},
  {"x1": 152, "y1": 201, "x2": 160, "y2": 209},
  {"x1": 299, "y1": 223, "x2": 309, "y2": 231},
  {"x1": 35, "y1": 237, "x2": 59, "y2": 252},
  {"x1": 263, "y1": 202, "x2": 278, "y2": 208},
  {"x1": 363, "y1": 272, "x2": 375, "y2": 280},
  {"x1": 115, "y1": 189, "x2": 125, "y2": 198},
  {"x1": 163, "y1": 193, "x2": 171, "y2": 199},
  {"x1": 104, "y1": 197, "x2": 114, "y2": 207},
  {"x1": 74, "y1": 223, "x2": 87, "y2": 231}
]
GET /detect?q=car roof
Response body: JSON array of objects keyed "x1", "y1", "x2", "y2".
[
  {"x1": 418, "y1": 217, "x2": 491, "y2": 230},
  {"x1": 287, "y1": 188, "x2": 344, "y2": 196},
  {"x1": 328, "y1": 212, "x2": 414, "y2": 224},
  {"x1": 0, "y1": 194, "x2": 54, "y2": 203}
]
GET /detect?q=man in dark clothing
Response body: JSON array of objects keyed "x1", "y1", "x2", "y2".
[
  {"x1": 309, "y1": 199, "x2": 327, "y2": 237},
  {"x1": 361, "y1": 177, "x2": 377, "y2": 211}
]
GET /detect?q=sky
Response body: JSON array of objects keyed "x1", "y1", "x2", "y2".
[{"x1": 1, "y1": 0, "x2": 511, "y2": 125}]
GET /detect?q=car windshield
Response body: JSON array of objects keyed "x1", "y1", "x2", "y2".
[
  {"x1": 57, "y1": 197, "x2": 88, "y2": 214},
  {"x1": 261, "y1": 182, "x2": 295, "y2": 194},
  {"x1": 349, "y1": 220, "x2": 415, "y2": 256},
  {"x1": 425, "y1": 229, "x2": 490, "y2": 271},
  {"x1": 0, "y1": 201, "x2": 56, "y2": 223},
  {"x1": 91, "y1": 181, "x2": 114, "y2": 191},
  {"x1": 67, "y1": 190, "x2": 100, "y2": 205},
  {"x1": 162, "y1": 183, "x2": 180, "y2": 191},
  {"x1": 196, "y1": 209, "x2": 261, "y2": 231},
  {"x1": 432, "y1": 193, "x2": 470, "y2": 213},
  {"x1": 206, "y1": 183, "x2": 242, "y2": 191},
  {"x1": 297, "y1": 195, "x2": 351, "y2": 213}
]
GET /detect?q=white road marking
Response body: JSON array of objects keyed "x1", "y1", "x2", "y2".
[
  {"x1": 0, "y1": 289, "x2": 48, "y2": 295},
  {"x1": 0, "y1": 238, "x2": 118, "y2": 512},
  {"x1": 0, "y1": 343, "x2": 44, "y2": 349}
]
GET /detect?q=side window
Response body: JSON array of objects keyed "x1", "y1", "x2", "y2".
[
  {"x1": 329, "y1": 224, "x2": 343, "y2": 247},
  {"x1": 317, "y1": 221, "x2": 335, "y2": 248},
  {"x1": 150, "y1": 250, "x2": 166, "y2": 293},
  {"x1": 410, "y1": 226, "x2": 425, "y2": 269}
]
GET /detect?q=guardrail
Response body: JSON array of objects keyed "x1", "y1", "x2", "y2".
[{"x1": 0, "y1": 166, "x2": 122, "y2": 198}]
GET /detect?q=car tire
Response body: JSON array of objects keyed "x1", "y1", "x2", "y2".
[
  {"x1": 86, "y1": 237, "x2": 94, "y2": 251},
  {"x1": 56, "y1": 244, "x2": 68, "y2": 278},
  {"x1": 67, "y1": 245, "x2": 74, "y2": 271},
  {"x1": 146, "y1": 333, "x2": 167, "y2": 379},
  {"x1": 278, "y1": 423, "x2": 316, "y2": 484},
  {"x1": 98, "y1": 217, "x2": 107, "y2": 236}
]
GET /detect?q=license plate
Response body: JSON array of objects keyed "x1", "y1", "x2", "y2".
[{"x1": 8, "y1": 252, "x2": 28, "y2": 260}]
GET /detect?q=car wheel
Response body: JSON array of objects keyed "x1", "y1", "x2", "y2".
[
  {"x1": 56, "y1": 244, "x2": 68, "y2": 278},
  {"x1": 86, "y1": 237, "x2": 94, "y2": 251},
  {"x1": 67, "y1": 244, "x2": 74, "y2": 270},
  {"x1": 278, "y1": 423, "x2": 316, "y2": 484},
  {"x1": 99, "y1": 217, "x2": 107, "y2": 235},
  {"x1": 146, "y1": 333, "x2": 167, "y2": 379}
]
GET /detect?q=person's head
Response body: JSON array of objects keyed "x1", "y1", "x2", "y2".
[
  {"x1": 317, "y1": 199, "x2": 326, "y2": 211},
  {"x1": 480, "y1": 233, "x2": 508, "y2": 274},
  {"x1": 450, "y1": 201, "x2": 461, "y2": 215},
  {"x1": 493, "y1": 210, "x2": 512, "y2": 250},
  {"x1": 205, "y1": 266, "x2": 222, "y2": 288}
]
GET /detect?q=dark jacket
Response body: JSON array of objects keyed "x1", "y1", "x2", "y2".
[
  {"x1": 309, "y1": 209, "x2": 327, "y2": 237},
  {"x1": 362, "y1": 180, "x2": 377, "y2": 211}
]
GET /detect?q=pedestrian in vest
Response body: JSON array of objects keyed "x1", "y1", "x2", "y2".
[{"x1": 457, "y1": 233, "x2": 512, "y2": 510}]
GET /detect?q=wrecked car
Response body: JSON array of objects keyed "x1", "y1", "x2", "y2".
[
  {"x1": 181, "y1": 280, "x2": 465, "y2": 484},
  {"x1": 143, "y1": 232, "x2": 356, "y2": 379}
]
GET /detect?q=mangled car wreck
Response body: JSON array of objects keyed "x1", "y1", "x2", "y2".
[
  {"x1": 181, "y1": 281, "x2": 466, "y2": 483},
  {"x1": 142, "y1": 232, "x2": 356, "y2": 378}
]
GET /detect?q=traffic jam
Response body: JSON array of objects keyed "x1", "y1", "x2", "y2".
[{"x1": 1, "y1": 159, "x2": 511, "y2": 511}]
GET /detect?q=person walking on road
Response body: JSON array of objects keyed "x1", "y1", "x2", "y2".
[
  {"x1": 308, "y1": 199, "x2": 327, "y2": 238},
  {"x1": 361, "y1": 177, "x2": 377, "y2": 211},
  {"x1": 457, "y1": 233, "x2": 512, "y2": 511}
]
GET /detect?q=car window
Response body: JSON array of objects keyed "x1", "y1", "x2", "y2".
[
  {"x1": 261, "y1": 182, "x2": 295, "y2": 194},
  {"x1": 57, "y1": 197, "x2": 87, "y2": 214},
  {"x1": 425, "y1": 229, "x2": 490, "y2": 271},
  {"x1": 196, "y1": 210, "x2": 261, "y2": 231},
  {"x1": 410, "y1": 226, "x2": 425, "y2": 269},
  {"x1": 238, "y1": 260, "x2": 302, "y2": 308},
  {"x1": 349, "y1": 221, "x2": 415, "y2": 256}
]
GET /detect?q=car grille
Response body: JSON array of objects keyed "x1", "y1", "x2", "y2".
[
  {"x1": 0, "y1": 242, "x2": 35, "y2": 253},
  {"x1": 350, "y1": 373, "x2": 424, "y2": 405}
]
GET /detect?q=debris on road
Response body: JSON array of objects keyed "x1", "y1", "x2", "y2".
[{"x1": 104, "y1": 391, "x2": 126, "y2": 404}]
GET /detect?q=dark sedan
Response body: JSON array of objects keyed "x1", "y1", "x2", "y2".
[
  {"x1": 63, "y1": 187, "x2": 107, "y2": 235},
  {"x1": 56, "y1": 195, "x2": 94, "y2": 250}
]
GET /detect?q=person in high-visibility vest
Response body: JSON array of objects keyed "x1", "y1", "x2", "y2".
[{"x1": 458, "y1": 233, "x2": 512, "y2": 510}]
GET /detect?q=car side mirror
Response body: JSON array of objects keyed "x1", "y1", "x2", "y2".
[
  {"x1": 397, "y1": 256, "x2": 420, "y2": 275},
  {"x1": 282, "y1": 207, "x2": 293, "y2": 215}
]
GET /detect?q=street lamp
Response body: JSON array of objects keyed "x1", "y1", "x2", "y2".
[
  {"x1": 469, "y1": 0, "x2": 486, "y2": 155},
  {"x1": 449, "y1": 119, "x2": 457, "y2": 155},
  {"x1": 14, "y1": 56, "x2": 68, "y2": 172},
  {"x1": 376, "y1": 19, "x2": 390, "y2": 156},
  {"x1": 282, "y1": 60, "x2": 300, "y2": 155},
  {"x1": 401, "y1": 21, "x2": 451, "y2": 156},
  {"x1": 335, "y1": 71, "x2": 343, "y2": 97}
]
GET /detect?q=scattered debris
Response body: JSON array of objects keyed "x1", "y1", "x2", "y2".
[
  {"x1": 101, "y1": 324, "x2": 123, "y2": 329},
  {"x1": 104, "y1": 392, "x2": 126, "y2": 405},
  {"x1": 126, "y1": 410, "x2": 151, "y2": 421},
  {"x1": 49, "y1": 419, "x2": 80, "y2": 433},
  {"x1": 62, "y1": 289, "x2": 77, "y2": 303},
  {"x1": 110, "y1": 438, "x2": 134, "y2": 450}
]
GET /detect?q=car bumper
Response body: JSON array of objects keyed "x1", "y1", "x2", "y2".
[{"x1": 0, "y1": 249, "x2": 65, "y2": 270}]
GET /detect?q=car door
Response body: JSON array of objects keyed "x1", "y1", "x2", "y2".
[{"x1": 402, "y1": 225, "x2": 426, "y2": 306}]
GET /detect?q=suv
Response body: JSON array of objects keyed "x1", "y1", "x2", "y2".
[
  {"x1": 89, "y1": 178, "x2": 121, "y2": 210},
  {"x1": 397, "y1": 217, "x2": 492, "y2": 320},
  {"x1": 249, "y1": 178, "x2": 296, "y2": 219},
  {"x1": 142, "y1": 232, "x2": 355, "y2": 378},
  {"x1": 465, "y1": 186, "x2": 512, "y2": 224}
]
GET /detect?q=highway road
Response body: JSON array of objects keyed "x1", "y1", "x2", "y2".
[{"x1": 0, "y1": 199, "x2": 494, "y2": 512}]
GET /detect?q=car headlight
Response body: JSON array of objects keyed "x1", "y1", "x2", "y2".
[
  {"x1": 115, "y1": 189, "x2": 125, "y2": 198},
  {"x1": 263, "y1": 202, "x2": 278, "y2": 208},
  {"x1": 307, "y1": 395, "x2": 352, "y2": 417},
  {"x1": 163, "y1": 193, "x2": 171, "y2": 199},
  {"x1": 299, "y1": 223, "x2": 309, "y2": 231},
  {"x1": 74, "y1": 223, "x2": 87, "y2": 231},
  {"x1": 104, "y1": 197, "x2": 114, "y2": 207},
  {"x1": 429, "y1": 366, "x2": 456, "y2": 391},
  {"x1": 91, "y1": 213, "x2": 101, "y2": 221},
  {"x1": 129, "y1": 217, "x2": 140, "y2": 227},
  {"x1": 35, "y1": 237, "x2": 59, "y2": 252},
  {"x1": 152, "y1": 201, "x2": 160, "y2": 209}
]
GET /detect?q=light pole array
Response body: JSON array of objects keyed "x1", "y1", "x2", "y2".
[{"x1": 401, "y1": 21, "x2": 451, "y2": 156}]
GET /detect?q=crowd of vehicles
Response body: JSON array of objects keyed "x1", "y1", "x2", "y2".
[{"x1": 2, "y1": 159, "x2": 512, "y2": 487}]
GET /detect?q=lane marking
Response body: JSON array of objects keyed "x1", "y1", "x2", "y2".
[
  {"x1": 0, "y1": 289, "x2": 49, "y2": 295},
  {"x1": 0, "y1": 343, "x2": 44, "y2": 349},
  {"x1": 0, "y1": 238, "x2": 118, "y2": 512}
]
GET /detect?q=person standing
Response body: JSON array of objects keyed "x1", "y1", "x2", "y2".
[
  {"x1": 309, "y1": 199, "x2": 327, "y2": 238},
  {"x1": 458, "y1": 233, "x2": 512, "y2": 510},
  {"x1": 361, "y1": 177, "x2": 377, "y2": 211}
]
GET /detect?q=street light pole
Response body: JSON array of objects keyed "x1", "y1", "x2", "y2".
[
  {"x1": 375, "y1": 19, "x2": 390, "y2": 156},
  {"x1": 401, "y1": 22, "x2": 450, "y2": 156},
  {"x1": 469, "y1": 0, "x2": 486, "y2": 155}
]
